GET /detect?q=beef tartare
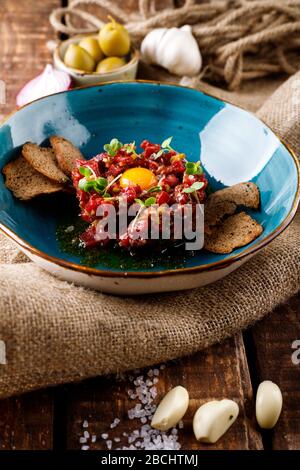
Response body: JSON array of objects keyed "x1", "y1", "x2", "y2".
[{"x1": 71, "y1": 137, "x2": 208, "y2": 249}]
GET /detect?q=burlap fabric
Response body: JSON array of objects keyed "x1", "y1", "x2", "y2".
[{"x1": 0, "y1": 72, "x2": 300, "y2": 399}]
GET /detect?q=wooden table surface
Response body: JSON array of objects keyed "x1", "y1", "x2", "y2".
[{"x1": 0, "y1": 0, "x2": 299, "y2": 451}]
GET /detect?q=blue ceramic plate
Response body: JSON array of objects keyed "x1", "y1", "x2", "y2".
[{"x1": 0, "y1": 82, "x2": 299, "y2": 294}]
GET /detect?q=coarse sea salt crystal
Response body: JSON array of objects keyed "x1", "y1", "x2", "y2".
[
  {"x1": 79, "y1": 437, "x2": 87, "y2": 444},
  {"x1": 84, "y1": 430, "x2": 89, "y2": 439},
  {"x1": 91, "y1": 435, "x2": 97, "y2": 443},
  {"x1": 110, "y1": 417, "x2": 120, "y2": 428},
  {"x1": 82, "y1": 420, "x2": 88, "y2": 428},
  {"x1": 81, "y1": 445, "x2": 89, "y2": 451},
  {"x1": 91, "y1": 365, "x2": 182, "y2": 451}
]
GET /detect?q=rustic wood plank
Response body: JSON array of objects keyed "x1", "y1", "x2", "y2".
[
  {"x1": 0, "y1": 0, "x2": 60, "y2": 119},
  {"x1": 65, "y1": 335, "x2": 262, "y2": 450},
  {"x1": 0, "y1": 0, "x2": 60, "y2": 449},
  {"x1": 0, "y1": 390, "x2": 54, "y2": 450},
  {"x1": 249, "y1": 294, "x2": 300, "y2": 450}
]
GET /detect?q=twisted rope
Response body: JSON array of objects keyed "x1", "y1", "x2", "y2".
[{"x1": 50, "y1": 0, "x2": 300, "y2": 89}]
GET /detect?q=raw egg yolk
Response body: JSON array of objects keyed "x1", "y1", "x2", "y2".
[{"x1": 120, "y1": 167, "x2": 158, "y2": 190}]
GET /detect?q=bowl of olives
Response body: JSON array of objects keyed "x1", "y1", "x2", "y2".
[{"x1": 53, "y1": 18, "x2": 139, "y2": 86}]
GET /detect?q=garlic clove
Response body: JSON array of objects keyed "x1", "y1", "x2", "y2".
[
  {"x1": 193, "y1": 399, "x2": 239, "y2": 444},
  {"x1": 157, "y1": 25, "x2": 202, "y2": 77},
  {"x1": 256, "y1": 381, "x2": 282, "y2": 429},
  {"x1": 141, "y1": 28, "x2": 167, "y2": 65},
  {"x1": 151, "y1": 385, "x2": 189, "y2": 431}
]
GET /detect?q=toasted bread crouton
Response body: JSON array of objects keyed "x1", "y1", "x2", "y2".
[
  {"x1": 3, "y1": 156, "x2": 64, "y2": 201},
  {"x1": 205, "y1": 182, "x2": 260, "y2": 227},
  {"x1": 50, "y1": 136, "x2": 84, "y2": 176},
  {"x1": 22, "y1": 142, "x2": 68, "y2": 183},
  {"x1": 204, "y1": 212, "x2": 263, "y2": 254}
]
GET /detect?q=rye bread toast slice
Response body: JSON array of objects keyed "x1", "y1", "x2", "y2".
[
  {"x1": 22, "y1": 143, "x2": 68, "y2": 183},
  {"x1": 3, "y1": 156, "x2": 64, "y2": 201},
  {"x1": 50, "y1": 136, "x2": 84, "y2": 176},
  {"x1": 205, "y1": 182, "x2": 260, "y2": 228},
  {"x1": 204, "y1": 211, "x2": 263, "y2": 254}
]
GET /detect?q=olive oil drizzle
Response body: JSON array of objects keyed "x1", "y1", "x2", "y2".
[{"x1": 56, "y1": 212, "x2": 196, "y2": 271}]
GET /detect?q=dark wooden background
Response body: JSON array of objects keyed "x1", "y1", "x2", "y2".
[{"x1": 0, "y1": 0, "x2": 299, "y2": 450}]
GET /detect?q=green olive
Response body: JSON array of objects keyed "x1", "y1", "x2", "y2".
[
  {"x1": 78, "y1": 37, "x2": 104, "y2": 63},
  {"x1": 98, "y1": 17, "x2": 130, "y2": 57},
  {"x1": 64, "y1": 44, "x2": 95, "y2": 72},
  {"x1": 96, "y1": 56, "x2": 126, "y2": 73}
]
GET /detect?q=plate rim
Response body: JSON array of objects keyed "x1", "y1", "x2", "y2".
[{"x1": 1, "y1": 80, "x2": 299, "y2": 279}]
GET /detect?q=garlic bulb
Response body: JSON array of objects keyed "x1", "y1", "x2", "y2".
[
  {"x1": 141, "y1": 28, "x2": 167, "y2": 65},
  {"x1": 141, "y1": 25, "x2": 202, "y2": 77}
]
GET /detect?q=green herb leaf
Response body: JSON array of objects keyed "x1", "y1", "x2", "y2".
[
  {"x1": 79, "y1": 166, "x2": 93, "y2": 177},
  {"x1": 78, "y1": 178, "x2": 95, "y2": 192},
  {"x1": 103, "y1": 138, "x2": 123, "y2": 157},
  {"x1": 161, "y1": 136, "x2": 173, "y2": 149},
  {"x1": 78, "y1": 178, "x2": 87, "y2": 190},
  {"x1": 144, "y1": 197, "x2": 156, "y2": 207},
  {"x1": 134, "y1": 198, "x2": 145, "y2": 206},
  {"x1": 124, "y1": 141, "x2": 137, "y2": 155},
  {"x1": 147, "y1": 186, "x2": 162, "y2": 193},
  {"x1": 152, "y1": 149, "x2": 165, "y2": 160},
  {"x1": 185, "y1": 161, "x2": 203, "y2": 176},
  {"x1": 134, "y1": 197, "x2": 156, "y2": 207},
  {"x1": 185, "y1": 162, "x2": 196, "y2": 175},
  {"x1": 182, "y1": 181, "x2": 204, "y2": 193},
  {"x1": 94, "y1": 177, "x2": 108, "y2": 192},
  {"x1": 78, "y1": 175, "x2": 108, "y2": 194},
  {"x1": 182, "y1": 186, "x2": 195, "y2": 194},
  {"x1": 191, "y1": 181, "x2": 204, "y2": 190}
]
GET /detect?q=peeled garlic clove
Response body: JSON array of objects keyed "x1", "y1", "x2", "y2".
[
  {"x1": 193, "y1": 399, "x2": 239, "y2": 444},
  {"x1": 157, "y1": 25, "x2": 202, "y2": 77},
  {"x1": 151, "y1": 386, "x2": 189, "y2": 431},
  {"x1": 256, "y1": 381, "x2": 282, "y2": 429},
  {"x1": 141, "y1": 28, "x2": 167, "y2": 64}
]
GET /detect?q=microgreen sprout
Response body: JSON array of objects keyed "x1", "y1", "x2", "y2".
[
  {"x1": 103, "y1": 138, "x2": 123, "y2": 157},
  {"x1": 79, "y1": 165, "x2": 97, "y2": 179},
  {"x1": 124, "y1": 141, "x2": 137, "y2": 156},
  {"x1": 78, "y1": 165, "x2": 108, "y2": 194},
  {"x1": 78, "y1": 173, "x2": 108, "y2": 194},
  {"x1": 182, "y1": 181, "x2": 204, "y2": 204},
  {"x1": 147, "y1": 186, "x2": 162, "y2": 193},
  {"x1": 105, "y1": 173, "x2": 122, "y2": 191},
  {"x1": 135, "y1": 197, "x2": 156, "y2": 207},
  {"x1": 152, "y1": 136, "x2": 174, "y2": 160},
  {"x1": 161, "y1": 136, "x2": 174, "y2": 151},
  {"x1": 182, "y1": 181, "x2": 204, "y2": 193},
  {"x1": 185, "y1": 161, "x2": 203, "y2": 176},
  {"x1": 131, "y1": 197, "x2": 156, "y2": 230},
  {"x1": 79, "y1": 166, "x2": 92, "y2": 178}
]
